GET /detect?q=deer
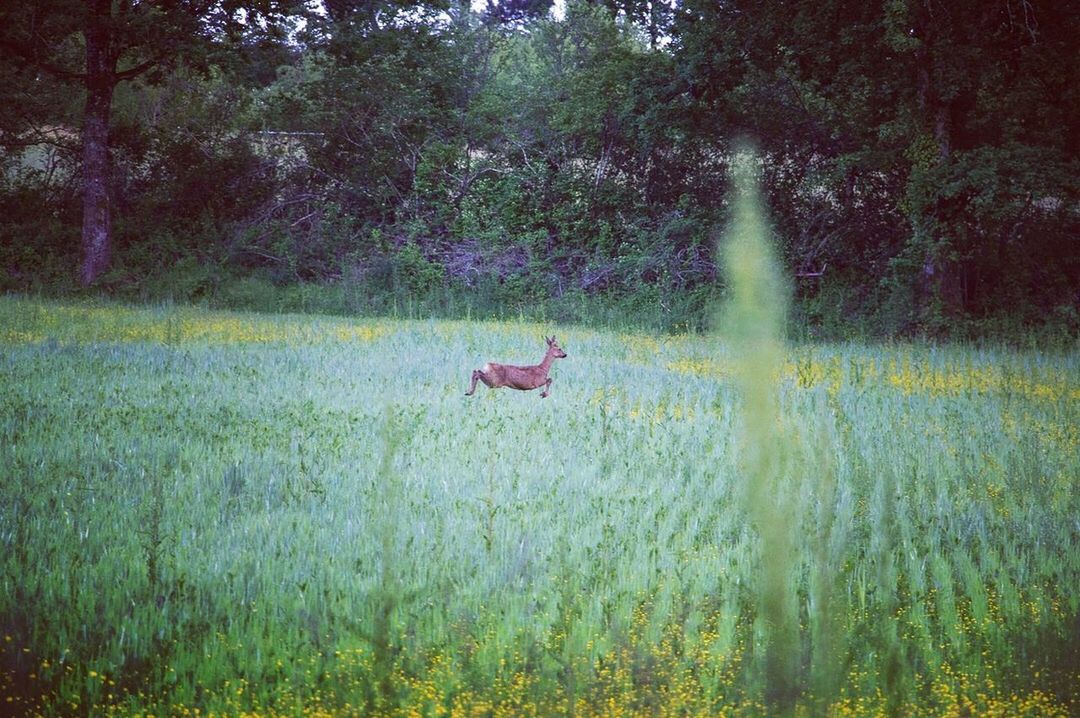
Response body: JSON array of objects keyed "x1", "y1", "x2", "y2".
[{"x1": 465, "y1": 336, "x2": 568, "y2": 398}]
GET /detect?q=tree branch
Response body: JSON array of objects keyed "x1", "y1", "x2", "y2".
[
  {"x1": 115, "y1": 57, "x2": 161, "y2": 82},
  {"x1": 0, "y1": 38, "x2": 86, "y2": 81}
]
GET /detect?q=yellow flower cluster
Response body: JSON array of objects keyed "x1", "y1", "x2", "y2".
[
  {"x1": 882, "y1": 358, "x2": 1079, "y2": 401},
  {"x1": 588, "y1": 387, "x2": 700, "y2": 425},
  {"x1": 665, "y1": 352, "x2": 1080, "y2": 403},
  {"x1": 6, "y1": 629, "x2": 1076, "y2": 718},
  {"x1": 667, "y1": 358, "x2": 727, "y2": 379},
  {"x1": 0, "y1": 303, "x2": 390, "y2": 346},
  {"x1": 926, "y1": 664, "x2": 1071, "y2": 718}
]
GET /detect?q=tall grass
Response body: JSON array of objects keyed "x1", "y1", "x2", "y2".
[
  {"x1": 719, "y1": 151, "x2": 799, "y2": 709},
  {"x1": 0, "y1": 295, "x2": 1077, "y2": 716}
]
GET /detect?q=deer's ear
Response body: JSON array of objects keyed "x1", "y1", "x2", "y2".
[{"x1": 546, "y1": 336, "x2": 553, "y2": 344}]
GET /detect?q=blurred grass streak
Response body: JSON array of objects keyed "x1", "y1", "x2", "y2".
[{"x1": 719, "y1": 148, "x2": 799, "y2": 709}]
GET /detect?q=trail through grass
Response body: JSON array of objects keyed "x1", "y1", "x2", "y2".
[{"x1": 1, "y1": 296, "x2": 1078, "y2": 716}]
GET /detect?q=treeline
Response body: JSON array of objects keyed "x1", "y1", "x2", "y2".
[{"x1": 1, "y1": 0, "x2": 1077, "y2": 336}]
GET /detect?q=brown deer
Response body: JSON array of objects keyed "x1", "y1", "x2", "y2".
[{"x1": 465, "y1": 336, "x2": 568, "y2": 398}]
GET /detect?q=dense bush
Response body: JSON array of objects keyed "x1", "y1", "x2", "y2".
[{"x1": 1, "y1": 1, "x2": 1076, "y2": 340}]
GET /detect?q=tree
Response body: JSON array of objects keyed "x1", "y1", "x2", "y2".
[
  {"x1": 0, "y1": 0, "x2": 304, "y2": 285},
  {"x1": 670, "y1": 0, "x2": 1079, "y2": 331}
]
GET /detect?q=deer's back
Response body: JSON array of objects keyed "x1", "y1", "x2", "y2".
[{"x1": 485, "y1": 362, "x2": 547, "y2": 390}]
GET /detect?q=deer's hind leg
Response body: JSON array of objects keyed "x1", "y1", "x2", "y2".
[
  {"x1": 465, "y1": 369, "x2": 483, "y2": 396},
  {"x1": 466, "y1": 368, "x2": 496, "y2": 396}
]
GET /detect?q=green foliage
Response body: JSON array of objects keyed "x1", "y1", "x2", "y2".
[
  {"x1": 393, "y1": 241, "x2": 445, "y2": 295},
  {"x1": 136, "y1": 256, "x2": 220, "y2": 303},
  {"x1": 0, "y1": 0, "x2": 1077, "y2": 337}
]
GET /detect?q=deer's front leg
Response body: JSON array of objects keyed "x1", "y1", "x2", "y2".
[{"x1": 540, "y1": 377, "x2": 553, "y2": 398}]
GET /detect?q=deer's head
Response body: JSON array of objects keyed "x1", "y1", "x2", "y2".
[{"x1": 546, "y1": 336, "x2": 568, "y2": 359}]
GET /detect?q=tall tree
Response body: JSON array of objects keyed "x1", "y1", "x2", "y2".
[
  {"x1": 0, "y1": 0, "x2": 303, "y2": 284},
  {"x1": 671, "y1": 0, "x2": 1079, "y2": 328}
]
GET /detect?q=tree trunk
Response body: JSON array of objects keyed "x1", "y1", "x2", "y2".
[
  {"x1": 79, "y1": 0, "x2": 116, "y2": 286},
  {"x1": 912, "y1": 28, "x2": 962, "y2": 318}
]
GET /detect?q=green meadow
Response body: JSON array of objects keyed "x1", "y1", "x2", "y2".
[{"x1": 1, "y1": 295, "x2": 1077, "y2": 717}]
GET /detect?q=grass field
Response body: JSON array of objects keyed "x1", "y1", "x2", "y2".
[{"x1": 1, "y1": 295, "x2": 1078, "y2": 717}]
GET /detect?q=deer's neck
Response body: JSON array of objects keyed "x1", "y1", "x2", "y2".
[{"x1": 538, "y1": 350, "x2": 556, "y2": 374}]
